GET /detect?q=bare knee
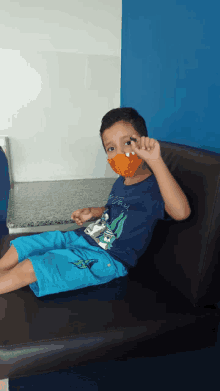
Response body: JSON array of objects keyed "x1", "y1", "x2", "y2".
[
  {"x1": 18, "y1": 259, "x2": 37, "y2": 284},
  {"x1": 0, "y1": 244, "x2": 19, "y2": 271}
]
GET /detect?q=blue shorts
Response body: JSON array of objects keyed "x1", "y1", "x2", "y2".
[{"x1": 9, "y1": 230, "x2": 128, "y2": 298}]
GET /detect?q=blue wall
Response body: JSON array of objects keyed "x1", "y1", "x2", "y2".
[{"x1": 121, "y1": 0, "x2": 220, "y2": 153}]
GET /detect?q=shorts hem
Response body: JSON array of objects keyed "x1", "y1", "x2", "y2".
[{"x1": 27, "y1": 256, "x2": 46, "y2": 297}]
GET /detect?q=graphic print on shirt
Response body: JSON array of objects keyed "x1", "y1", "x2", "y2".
[{"x1": 84, "y1": 208, "x2": 127, "y2": 250}]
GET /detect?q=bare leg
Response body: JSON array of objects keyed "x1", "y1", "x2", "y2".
[
  {"x1": 0, "y1": 258, "x2": 37, "y2": 294},
  {"x1": 0, "y1": 244, "x2": 19, "y2": 274}
]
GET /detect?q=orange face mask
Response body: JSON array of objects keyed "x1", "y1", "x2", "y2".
[{"x1": 107, "y1": 153, "x2": 143, "y2": 177}]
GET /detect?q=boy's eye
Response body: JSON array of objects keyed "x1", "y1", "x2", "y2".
[{"x1": 108, "y1": 140, "x2": 131, "y2": 152}]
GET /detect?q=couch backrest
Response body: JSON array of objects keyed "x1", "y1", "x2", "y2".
[{"x1": 130, "y1": 140, "x2": 220, "y2": 308}]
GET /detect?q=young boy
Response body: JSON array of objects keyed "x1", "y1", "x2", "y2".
[{"x1": 0, "y1": 108, "x2": 191, "y2": 297}]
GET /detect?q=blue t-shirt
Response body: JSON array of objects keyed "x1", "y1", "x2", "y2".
[{"x1": 74, "y1": 174, "x2": 173, "y2": 271}]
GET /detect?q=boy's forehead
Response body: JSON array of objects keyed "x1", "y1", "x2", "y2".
[{"x1": 103, "y1": 123, "x2": 135, "y2": 143}]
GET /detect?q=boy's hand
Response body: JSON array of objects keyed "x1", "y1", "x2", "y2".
[
  {"x1": 71, "y1": 208, "x2": 93, "y2": 226},
  {"x1": 130, "y1": 135, "x2": 161, "y2": 166}
]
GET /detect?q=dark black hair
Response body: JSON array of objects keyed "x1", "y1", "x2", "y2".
[{"x1": 100, "y1": 107, "x2": 148, "y2": 154}]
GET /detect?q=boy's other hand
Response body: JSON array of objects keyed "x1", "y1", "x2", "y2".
[{"x1": 71, "y1": 208, "x2": 93, "y2": 226}]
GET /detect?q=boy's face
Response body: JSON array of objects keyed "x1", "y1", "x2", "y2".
[
  {"x1": 102, "y1": 121, "x2": 151, "y2": 179},
  {"x1": 102, "y1": 121, "x2": 140, "y2": 157}
]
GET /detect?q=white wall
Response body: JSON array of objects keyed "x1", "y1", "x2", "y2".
[{"x1": 0, "y1": 0, "x2": 121, "y2": 182}]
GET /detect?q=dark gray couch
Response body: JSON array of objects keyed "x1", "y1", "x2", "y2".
[{"x1": 1, "y1": 140, "x2": 220, "y2": 382}]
